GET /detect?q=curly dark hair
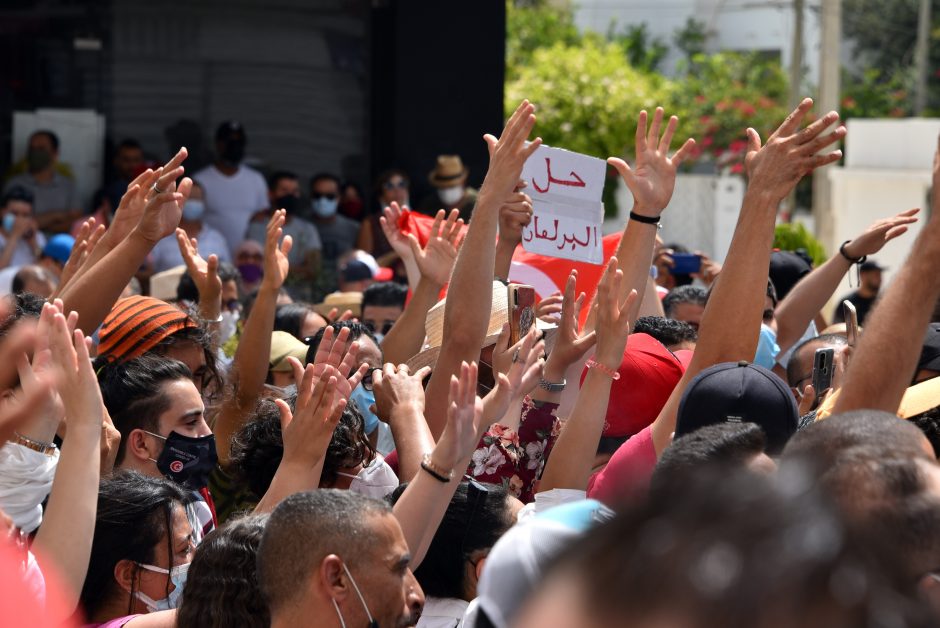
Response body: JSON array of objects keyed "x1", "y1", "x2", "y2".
[
  {"x1": 230, "y1": 394, "x2": 374, "y2": 497},
  {"x1": 177, "y1": 514, "x2": 270, "y2": 628}
]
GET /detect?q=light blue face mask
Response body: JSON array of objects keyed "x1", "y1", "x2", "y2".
[
  {"x1": 312, "y1": 197, "x2": 339, "y2": 218},
  {"x1": 350, "y1": 384, "x2": 379, "y2": 435},
  {"x1": 134, "y1": 561, "x2": 190, "y2": 611},
  {"x1": 2, "y1": 214, "x2": 15, "y2": 233},
  {"x1": 181, "y1": 199, "x2": 206, "y2": 222},
  {"x1": 754, "y1": 323, "x2": 781, "y2": 370}
]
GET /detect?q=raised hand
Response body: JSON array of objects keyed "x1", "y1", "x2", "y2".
[
  {"x1": 481, "y1": 100, "x2": 542, "y2": 203},
  {"x1": 593, "y1": 256, "x2": 639, "y2": 370},
  {"x1": 105, "y1": 148, "x2": 189, "y2": 247},
  {"x1": 745, "y1": 99, "x2": 845, "y2": 202},
  {"x1": 48, "y1": 307, "x2": 104, "y2": 440},
  {"x1": 484, "y1": 326, "x2": 545, "y2": 423},
  {"x1": 432, "y1": 361, "x2": 486, "y2": 469},
  {"x1": 498, "y1": 182, "x2": 534, "y2": 247},
  {"x1": 372, "y1": 363, "x2": 431, "y2": 423},
  {"x1": 176, "y1": 229, "x2": 222, "y2": 304},
  {"x1": 379, "y1": 201, "x2": 415, "y2": 263},
  {"x1": 261, "y1": 209, "x2": 292, "y2": 291},
  {"x1": 275, "y1": 365, "x2": 347, "y2": 470},
  {"x1": 544, "y1": 270, "x2": 597, "y2": 374},
  {"x1": 289, "y1": 325, "x2": 368, "y2": 399},
  {"x1": 842, "y1": 208, "x2": 920, "y2": 259},
  {"x1": 608, "y1": 107, "x2": 696, "y2": 217},
  {"x1": 534, "y1": 292, "x2": 563, "y2": 324},
  {"x1": 326, "y1": 307, "x2": 355, "y2": 323},
  {"x1": 407, "y1": 208, "x2": 463, "y2": 287}
]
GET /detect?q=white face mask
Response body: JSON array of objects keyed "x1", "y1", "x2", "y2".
[
  {"x1": 336, "y1": 458, "x2": 399, "y2": 499},
  {"x1": 438, "y1": 185, "x2": 464, "y2": 206},
  {"x1": 219, "y1": 309, "x2": 239, "y2": 344}
]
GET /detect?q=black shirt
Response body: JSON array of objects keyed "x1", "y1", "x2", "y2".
[{"x1": 832, "y1": 291, "x2": 877, "y2": 325}]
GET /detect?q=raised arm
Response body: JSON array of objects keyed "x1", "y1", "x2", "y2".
[
  {"x1": 58, "y1": 150, "x2": 190, "y2": 334},
  {"x1": 832, "y1": 137, "x2": 940, "y2": 414},
  {"x1": 213, "y1": 210, "x2": 292, "y2": 468},
  {"x1": 380, "y1": 206, "x2": 462, "y2": 366},
  {"x1": 423, "y1": 101, "x2": 541, "y2": 438},
  {"x1": 372, "y1": 364, "x2": 436, "y2": 482},
  {"x1": 494, "y1": 182, "x2": 533, "y2": 281},
  {"x1": 393, "y1": 361, "x2": 484, "y2": 568},
  {"x1": 176, "y1": 230, "x2": 223, "y2": 328},
  {"x1": 587, "y1": 108, "x2": 695, "y2": 331},
  {"x1": 254, "y1": 365, "x2": 346, "y2": 514},
  {"x1": 378, "y1": 202, "x2": 422, "y2": 293},
  {"x1": 539, "y1": 258, "x2": 636, "y2": 492},
  {"x1": 774, "y1": 208, "x2": 918, "y2": 353},
  {"x1": 32, "y1": 306, "x2": 102, "y2": 617},
  {"x1": 647, "y1": 99, "x2": 844, "y2": 454}
]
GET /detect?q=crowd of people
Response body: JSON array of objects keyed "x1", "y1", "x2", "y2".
[{"x1": 0, "y1": 97, "x2": 939, "y2": 628}]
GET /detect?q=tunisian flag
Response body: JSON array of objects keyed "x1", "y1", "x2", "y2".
[{"x1": 398, "y1": 210, "x2": 623, "y2": 300}]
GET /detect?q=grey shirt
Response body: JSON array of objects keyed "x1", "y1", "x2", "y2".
[{"x1": 4, "y1": 172, "x2": 76, "y2": 216}]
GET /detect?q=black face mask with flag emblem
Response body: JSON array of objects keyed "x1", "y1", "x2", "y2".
[{"x1": 147, "y1": 430, "x2": 218, "y2": 489}]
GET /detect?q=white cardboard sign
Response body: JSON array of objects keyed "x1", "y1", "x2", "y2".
[{"x1": 520, "y1": 144, "x2": 606, "y2": 264}]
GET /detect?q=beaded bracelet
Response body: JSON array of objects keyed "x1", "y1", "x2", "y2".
[{"x1": 586, "y1": 357, "x2": 620, "y2": 380}]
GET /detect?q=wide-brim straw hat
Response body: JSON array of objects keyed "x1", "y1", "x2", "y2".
[
  {"x1": 406, "y1": 280, "x2": 556, "y2": 372},
  {"x1": 314, "y1": 291, "x2": 363, "y2": 319},
  {"x1": 428, "y1": 155, "x2": 469, "y2": 188}
]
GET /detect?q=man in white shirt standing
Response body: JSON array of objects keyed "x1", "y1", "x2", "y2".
[{"x1": 193, "y1": 121, "x2": 268, "y2": 252}]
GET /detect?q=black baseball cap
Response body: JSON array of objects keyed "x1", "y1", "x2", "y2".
[
  {"x1": 919, "y1": 323, "x2": 940, "y2": 373},
  {"x1": 676, "y1": 361, "x2": 799, "y2": 454},
  {"x1": 215, "y1": 120, "x2": 246, "y2": 142},
  {"x1": 860, "y1": 260, "x2": 886, "y2": 273},
  {"x1": 340, "y1": 260, "x2": 373, "y2": 283},
  {"x1": 769, "y1": 250, "x2": 812, "y2": 301}
]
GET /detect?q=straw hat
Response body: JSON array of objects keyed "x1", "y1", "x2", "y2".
[
  {"x1": 406, "y1": 281, "x2": 556, "y2": 372},
  {"x1": 150, "y1": 265, "x2": 187, "y2": 302},
  {"x1": 428, "y1": 155, "x2": 469, "y2": 188},
  {"x1": 313, "y1": 291, "x2": 363, "y2": 319}
]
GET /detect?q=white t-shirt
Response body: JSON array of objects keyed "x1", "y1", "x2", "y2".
[
  {"x1": 150, "y1": 225, "x2": 232, "y2": 273},
  {"x1": 193, "y1": 165, "x2": 268, "y2": 251},
  {"x1": 0, "y1": 231, "x2": 46, "y2": 269},
  {"x1": 418, "y1": 597, "x2": 468, "y2": 628}
]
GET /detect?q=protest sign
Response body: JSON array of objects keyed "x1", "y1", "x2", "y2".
[{"x1": 520, "y1": 144, "x2": 606, "y2": 264}]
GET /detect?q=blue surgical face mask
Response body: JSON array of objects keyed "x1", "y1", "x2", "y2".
[
  {"x1": 350, "y1": 384, "x2": 379, "y2": 435},
  {"x1": 2, "y1": 214, "x2": 16, "y2": 233},
  {"x1": 134, "y1": 561, "x2": 190, "y2": 611},
  {"x1": 754, "y1": 323, "x2": 781, "y2": 370},
  {"x1": 181, "y1": 199, "x2": 206, "y2": 222},
  {"x1": 312, "y1": 197, "x2": 339, "y2": 218}
]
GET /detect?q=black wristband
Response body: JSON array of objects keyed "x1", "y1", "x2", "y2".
[
  {"x1": 629, "y1": 211, "x2": 661, "y2": 225},
  {"x1": 420, "y1": 461, "x2": 451, "y2": 483},
  {"x1": 839, "y1": 240, "x2": 867, "y2": 265}
]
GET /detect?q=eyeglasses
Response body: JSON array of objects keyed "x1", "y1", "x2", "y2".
[
  {"x1": 382, "y1": 179, "x2": 408, "y2": 190},
  {"x1": 361, "y1": 367, "x2": 382, "y2": 392},
  {"x1": 363, "y1": 320, "x2": 396, "y2": 336},
  {"x1": 312, "y1": 192, "x2": 337, "y2": 201}
]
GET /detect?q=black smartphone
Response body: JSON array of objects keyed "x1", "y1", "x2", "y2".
[
  {"x1": 670, "y1": 253, "x2": 702, "y2": 275},
  {"x1": 811, "y1": 347, "x2": 835, "y2": 407}
]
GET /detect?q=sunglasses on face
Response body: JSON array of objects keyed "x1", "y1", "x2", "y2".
[
  {"x1": 382, "y1": 179, "x2": 408, "y2": 190},
  {"x1": 312, "y1": 193, "x2": 337, "y2": 201},
  {"x1": 363, "y1": 320, "x2": 395, "y2": 336}
]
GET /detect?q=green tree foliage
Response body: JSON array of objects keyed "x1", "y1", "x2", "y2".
[
  {"x1": 842, "y1": 0, "x2": 940, "y2": 114},
  {"x1": 673, "y1": 53, "x2": 791, "y2": 173},
  {"x1": 774, "y1": 222, "x2": 828, "y2": 264},
  {"x1": 506, "y1": 0, "x2": 581, "y2": 82}
]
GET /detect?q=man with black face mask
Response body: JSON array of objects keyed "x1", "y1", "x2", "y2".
[
  {"x1": 3, "y1": 130, "x2": 79, "y2": 234},
  {"x1": 193, "y1": 120, "x2": 269, "y2": 252},
  {"x1": 245, "y1": 170, "x2": 323, "y2": 300}
]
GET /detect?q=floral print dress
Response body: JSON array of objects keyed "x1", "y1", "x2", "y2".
[{"x1": 467, "y1": 397, "x2": 561, "y2": 503}]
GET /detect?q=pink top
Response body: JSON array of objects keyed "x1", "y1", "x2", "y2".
[{"x1": 586, "y1": 426, "x2": 657, "y2": 506}]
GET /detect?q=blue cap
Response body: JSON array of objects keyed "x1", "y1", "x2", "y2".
[{"x1": 42, "y1": 234, "x2": 75, "y2": 264}]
